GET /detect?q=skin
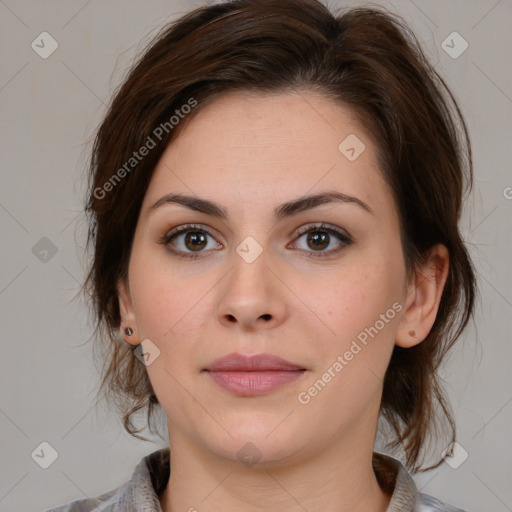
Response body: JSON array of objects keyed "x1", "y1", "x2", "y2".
[{"x1": 117, "y1": 89, "x2": 449, "y2": 512}]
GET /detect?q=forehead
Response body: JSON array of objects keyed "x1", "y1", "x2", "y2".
[{"x1": 141, "y1": 89, "x2": 392, "y2": 218}]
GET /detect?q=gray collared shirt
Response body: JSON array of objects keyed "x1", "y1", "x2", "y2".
[{"x1": 45, "y1": 448, "x2": 467, "y2": 511}]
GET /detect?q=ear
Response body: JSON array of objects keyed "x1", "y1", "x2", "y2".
[
  {"x1": 395, "y1": 244, "x2": 450, "y2": 348},
  {"x1": 117, "y1": 278, "x2": 141, "y2": 345}
]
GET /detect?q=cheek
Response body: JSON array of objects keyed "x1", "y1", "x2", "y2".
[
  {"x1": 293, "y1": 255, "x2": 405, "y2": 417},
  {"x1": 128, "y1": 238, "x2": 215, "y2": 343},
  {"x1": 298, "y1": 258, "x2": 404, "y2": 353},
  {"x1": 127, "y1": 253, "x2": 215, "y2": 414},
  {"x1": 132, "y1": 283, "x2": 215, "y2": 361},
  {"x1": 294, "y1": 266, "x2": 403, "y2": 425}
]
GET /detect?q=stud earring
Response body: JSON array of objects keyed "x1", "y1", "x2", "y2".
[
  {"x1": 408, "y1": 330, "x2": 417, "y2": 338},
  {"x1": 124, "y1": 327, "x2": 134, "y2": 336}
]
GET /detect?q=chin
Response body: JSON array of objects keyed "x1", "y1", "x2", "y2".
[{"x1": 205, "y1": 422, "x2": 304, "y2": 467}]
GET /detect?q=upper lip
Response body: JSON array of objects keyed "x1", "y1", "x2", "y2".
[{"x1": 204, "y1": 353, "x2": 306, "y2": 372}]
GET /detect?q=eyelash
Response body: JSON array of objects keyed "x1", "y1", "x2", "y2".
[{"x1": 159, "y1": 222, "x2": 352, "y2": 260}]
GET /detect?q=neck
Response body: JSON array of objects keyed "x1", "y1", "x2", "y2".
[{"x1": 159, "y1": 428, "x2": 391, "y2": 512}]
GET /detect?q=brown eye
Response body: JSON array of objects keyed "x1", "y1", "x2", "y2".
[
  {"x1": 183, "y1": 231, "x2": 208, "y2": 251},
  {"x1": 305, "y1": 231, "x2": 330, "y2": 251},
  {"x1": 161, "y1": 224, "x2": 221, "y2": 259},
  {"x1": 292, "y1": 223, "x2": 352, "y2": 258}
]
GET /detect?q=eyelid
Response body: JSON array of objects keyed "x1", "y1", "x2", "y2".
[
  {"x1": 162, "y1": 222, "x2": 350, "y2": 241},
  {"x1": 293, "y1": 222, "x2": 351, "y2": 240},
  {"x1": 161, "y1": 223, "x2": 220, "y2": 246}
]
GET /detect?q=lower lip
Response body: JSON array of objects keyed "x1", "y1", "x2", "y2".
[{"x1": 205, "y1": 370, "x2": 305, "y2": 396}]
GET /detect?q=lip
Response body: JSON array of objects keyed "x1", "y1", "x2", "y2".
[
  {"x1": 205, "y1": 353, "x2": 305, "y2": 372},
  {"x1": 203, "y1": 353, "x2": 306, "y2": 397}
]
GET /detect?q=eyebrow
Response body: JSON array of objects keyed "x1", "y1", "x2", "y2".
[{"x1": 149, "y1": 191, "x2": 373, "y2": 220}]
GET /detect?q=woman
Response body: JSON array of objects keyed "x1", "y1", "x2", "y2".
[{"x1": 49, "y1": 0, "x2": 476, "y2": 510}]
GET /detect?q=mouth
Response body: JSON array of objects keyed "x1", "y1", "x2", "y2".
[{"x1": 203, "y1": 353, "x2": 307, "y2": 397}]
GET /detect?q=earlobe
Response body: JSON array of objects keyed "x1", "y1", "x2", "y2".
[
  {"x1": 117, "y1": 278, "x2": 141, "y2": 345},
  {"x1": 395, "y1": 244, "x2": 450, "y2": 348}
]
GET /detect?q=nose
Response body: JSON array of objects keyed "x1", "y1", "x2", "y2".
[{"x1": 215, "y1": 250, "x2": 289, "y2": 333}]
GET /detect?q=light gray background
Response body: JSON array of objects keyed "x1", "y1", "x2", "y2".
[{"x1": 1, "y1": 0, "x2": 511, "y2": 511}]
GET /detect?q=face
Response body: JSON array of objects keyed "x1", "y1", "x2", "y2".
[{"x1": 119, "y1": 90, "x2": 411, "y2": 467}]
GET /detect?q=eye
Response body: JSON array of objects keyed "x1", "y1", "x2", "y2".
[
  {"x1": 291, "y1": 223, "x2": 352, "y2": 258},
  {"x1": 159, "y1": 222, "x2": 352, "y2": 260},
  {"x1": 159, "y1": 224, "x2": 222, "y2": 259}
]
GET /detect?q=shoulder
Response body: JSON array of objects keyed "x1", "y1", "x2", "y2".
[
  {"x1": 44, "y1": 448, "x2": 169, "y2": 512},
  {"x1": 372, "y1": 451, "x2": 467, "y2": 512},
  {"x1": 415, "y1": 492, "x2": 467, "y2": 511}
]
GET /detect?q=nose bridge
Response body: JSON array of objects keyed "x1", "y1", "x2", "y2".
[
  {"x1": 228, "y1": 241, "x2": 272, "y2": 306},
  {"x1": 215, "y1": 239, "x2": 287, "y2": 329}
]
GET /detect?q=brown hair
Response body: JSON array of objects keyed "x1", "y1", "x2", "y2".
[{"x1": 82, "y1": 0, "x2": 476, "y2": 471}]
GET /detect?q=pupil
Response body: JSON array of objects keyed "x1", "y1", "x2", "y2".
[
  {"x1": 308, "y1": 231, "x2": 328, "y2": 250},
  {"x1": 186, "y1": 232, "x2": 206, "y2": 251}
]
